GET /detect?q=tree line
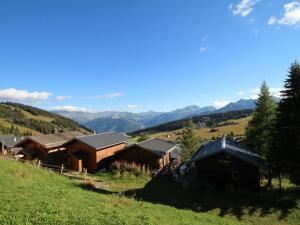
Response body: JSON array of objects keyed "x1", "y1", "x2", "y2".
[{"x1": 245, "y1": 62, "x2": 300, "y2": 188}]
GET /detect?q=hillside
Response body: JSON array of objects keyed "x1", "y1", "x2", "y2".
[
  {"x1": 151, "y1": 116, "x2": 251, "y2": 142},
  {"x1": 0, "y1": 158, "x2": 299, "y2": 225},
  {"x1": 85, "y1": 117, "x2": 144, "y2": 133},
  {"x1": 130, "y1": 109, "x2": 253, "y2": 136},
  {"x1": 0, "y1": 102, "x2": 91, "y2": 136}
]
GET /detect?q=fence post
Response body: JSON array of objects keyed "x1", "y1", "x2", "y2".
[
  {"x1": 37, "y1": 160, "x2": 41, "y2": 168},
  {"x1": 60, "y1": 164, "x2": 64, "y2": 175},
  {"x1": 83, "y1": 168, "x2": 87, "y2": 183}
]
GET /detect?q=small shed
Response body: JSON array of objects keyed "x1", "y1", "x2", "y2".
[
  {"x1": 15, "y1": 131, "x2": 83, "y2": 160},
  {"x1": 0, "y1": 135, "x2": 20, "y2": 155},
  {"x1": 64, "y1": 132, "x2": 130, "y2": 172},
  {"x1": 192, "y1": 137, "x2": 266, "y2": 191},
  {"x1": 121, "y1": 138, "x2": 181, "y2": 170}
]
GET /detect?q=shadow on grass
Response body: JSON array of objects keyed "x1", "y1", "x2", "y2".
[
  {"x1": 75, "y1": 183, "x2": 119, "y2": 195},
  {"x1": 123, "y1": 177, "x2": 300, "y2": 220}
]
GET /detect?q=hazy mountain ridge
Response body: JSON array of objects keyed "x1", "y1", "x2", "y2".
[{"x1": 54, "y1": 97, "x2": 281, "y2": 133}]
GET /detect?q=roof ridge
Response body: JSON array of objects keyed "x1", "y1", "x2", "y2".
[{"x1": 77, "y1": 131, "x2": 115, "y2": 138}]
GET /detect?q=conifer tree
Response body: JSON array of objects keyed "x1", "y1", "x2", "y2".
[
  {"x1": 245, "y1": 81, "x2": 277, "y2": 159},
  {"x1": 272, "y1": 62, "x2": 300, "y2": 185},
  {"x1": 245, "y1": 81, "x2": 277, "y2": 186},
  {"x1": 180, "y1": 120, "x2": 202, "y2": 161}
]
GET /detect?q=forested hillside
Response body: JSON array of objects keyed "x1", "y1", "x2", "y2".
[
  {"x1": 0, "y1": 102, "x2": 91, "y2": 136},
  {"x1": 130, "y1": 109, "x2": 253, "y2": 135}
]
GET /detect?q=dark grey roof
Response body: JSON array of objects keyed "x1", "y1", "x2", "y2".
[
  {"x1": 75, "y1": 132, "x2": 129, "y2": 150},
  {"x1": 0, "y1": 135, "x2": 20, "y2": 148},
  {"x1": 136, "y1": 138, "x2": 178, "y2": 157},
  {"x1": 192, "y1": 137, "x2": 266, "y2": 169}
]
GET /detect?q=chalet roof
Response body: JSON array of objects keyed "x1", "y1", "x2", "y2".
[
  {"x1": 0, "y1": 135, "x2": 20, "y2": 148},
  {"x1": 16, "y1": 131, "x2": 83, "y2": 149},
  {"x1": 192, "y1": 137, "x2": 267, "y2": 169},
  {"x1": 74, "y1": 132, "x2": 130, "y2": 150},
  {"x1": 136, "y1": 138, "x2": 179, "y2": 157}
]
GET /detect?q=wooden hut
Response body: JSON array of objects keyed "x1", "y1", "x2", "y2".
[
  {"x1": 120, "y1": 138, "x2": 181, "y2": 171},
  {"x1": 15, "y1": 132, "x2": 83, "y2": 160},
  {"x1": 192, "y1": 137, "x2": 267, "y2": 191},
  {"x1": 0, "y1": 135, "x2": 20, "y2": 155},
  {"x1": 64, "y1": 132, "x2": 129, "y2": 172}
]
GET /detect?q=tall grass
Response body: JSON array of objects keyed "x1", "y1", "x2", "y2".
[{"x1": 110, "y1": 161, "x2": 152, "y2": 177}]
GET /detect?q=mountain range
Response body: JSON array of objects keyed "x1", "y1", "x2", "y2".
[{"x1": 54, "y1": 97, "x2": 281, "y2": 133}]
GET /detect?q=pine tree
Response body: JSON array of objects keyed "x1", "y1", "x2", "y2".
[
  {"x1": 180, "y1": 120, "x2": 202, "y2": 161},
  {"x1": 245, "y1": 81, "x2": 277, "y2": 159},
  {"x1": 245, "y1": 81, "x2": 277, "y2": 186},
  {"x1": 272, "y1": 62, "x2": 300, "y2": 185}
]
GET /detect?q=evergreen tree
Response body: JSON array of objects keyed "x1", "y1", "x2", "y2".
[
  {"x1": 245, "y1": 81, "x2": 277, "y2": 159},
  {"x1": 245, "y1": 81, "x2": 277, "y2": 186},
  {"x1": 272, "y1": 62, "x2": 300, "y2": 185},
  {"x1": 180, "y1": 120, "x2": 202, "y2": 161}
]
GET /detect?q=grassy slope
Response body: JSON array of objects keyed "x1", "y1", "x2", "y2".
[
  {"x1": 0, "y1": 103, "x2": 90, "y2": 135},
  {"x1": 1, "y1": 158, "x2": 300, "y2": 225},
  {"x1": 151, "y1": 117, "x2": 251, "y2": 141},
  {"x1": 0, "y1": 158, "x2": 241, "y2": 225}
]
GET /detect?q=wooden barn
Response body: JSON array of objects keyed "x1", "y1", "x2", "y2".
[
  {"x1": 192, "y1": 137, "x2": 267, "y2": 191},
  {"x1": 0, "y1": 135, "x2": 20, "y2": 155},
  {"x1": 64, "y1": 132, "x2": 129, "y2": 172},
  {"x1": 120, "y1": 138, "x2": 181, "y2": 171},
  {"x1": 15, "y1": 132, "x2": 83, "y2": 160}
]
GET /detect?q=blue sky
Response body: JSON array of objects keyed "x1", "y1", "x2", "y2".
[{"x1": 0, "y1": 0, "x2": 299, "y2": 112}]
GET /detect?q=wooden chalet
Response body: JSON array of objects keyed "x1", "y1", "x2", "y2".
[
  {"x1": 64, "y1": 132, "x2": 130, "y2": 172},
  {"x1": 191, "y1": 137, "x2": 267, "y2": 191},
  {"x1": 0, "y1": 135, "x2": 20, "y2": 155},
  {"x1": 15, "y1": 132, "x2": 83, "y2": 160},
  {"x1": 120, "y1": 138, "x2": 181, "y2": 171}
]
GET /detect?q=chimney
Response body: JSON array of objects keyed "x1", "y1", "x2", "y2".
[{"x1": 221, "y1": 136, "x2": 226, "y2": 149}]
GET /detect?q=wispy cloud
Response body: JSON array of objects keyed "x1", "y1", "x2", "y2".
[
  {"x1": 50, "y1": 105, "x2": 91, "y2": 112},
  {"x1": 240, "y1": 87, "x2": 283, "y2": 99},
  {"x1": 125, "y1": 104, "x2": 140, "y2": 111},
  {"x1": 268, "y1": 16, "x2": 277, "y2": 25},
  {"x1": 200, "y1": 47, "x2": 209, "y2": 53},
  {"x1": 268, "y1": 2, "x2": 300, "y2": 26},
  {"x1": 55, "y1": 95, "x2": 72, "y2": 101},
  {"x1": 0, "y1": 88, "x2": 52, "y2": 103},
  {"x1": 92, "y1": 92, "x2": 124, "y2": 100},
  {"x1": 201, "y1": 35, "x2": 208, "y2": 43},
  {"x1": 230, "y1": 0, "x2": 258, "y2": 17},
  {"x1": 213, "y1": 100, "x2": 230, "y2": 109}
]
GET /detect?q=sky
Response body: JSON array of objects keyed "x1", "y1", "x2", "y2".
[{"x1": 0, "y1": 0, "x2": 299, "y2": 113}]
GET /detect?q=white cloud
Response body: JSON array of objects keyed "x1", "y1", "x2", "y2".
[
  {"x1": 270, "y1": 88, "x2": 283, "y2": 98},
  {"x1": 213, "y1": 100, "x2": 230, "y2": 109},
  {"x1": 125, "y1": 104, "x2": 140, "y2": 111},
  {"x1": 247, "y1": 87, "x2": 282, "y2": 99},
  {"x1": 230, "y1": 0, "x2": 257, "y2": 17},
  {"x1": 278, "y1": 2, "x2": 300, "y2": 26},
  {"x1": 55, "y1": 96, "x2": 72, "y2": 101},
  {"x1": 268, "y1": 16, "x2": 277, "y2": 25},
  {"x1": 93, "y1": 92, "x2": 124, "y2": 100},
  {"x1": 50, "y1": 105, "x2": 90, "y2": 112},
  {"x1": 200, "y1": 47, "x2": 209, "y2": 53},
  {"x1": 237, "y1": 91, "x2": 245, "y2": 96},
  {"x1": 0, "y1": 88, "x2": 51, "y2": 103},
  {"x1": 250, "y1": 88, "x2": 260, "y2": 94}
]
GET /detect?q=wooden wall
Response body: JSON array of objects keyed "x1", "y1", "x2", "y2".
[
  {"x1": 195, "y1": 152, "x2": 261, "y2": 191},
  {"x1": 120, "y1": 146, "x2": 171, "y2": 170},
  {"x1": 66, "y1": 141, "x2": 126, "y2": 172}
]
